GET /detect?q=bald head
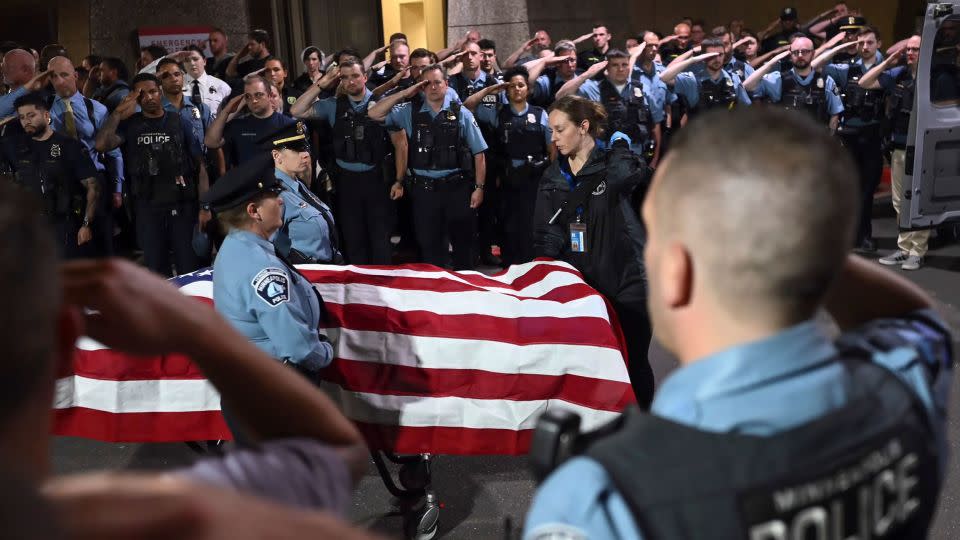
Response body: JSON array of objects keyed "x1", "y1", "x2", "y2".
[
  {"x1": 642, "y1": 108, "x2": 857, "y2": 346},
  {"x1": 1, "y1": 49, "x2": 35, "y2": 87},
  {"x1": 47, "y1": 56, "x2": 78, "y2": 98}
]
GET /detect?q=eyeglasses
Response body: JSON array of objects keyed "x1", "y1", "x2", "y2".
[
  {"x1": 244, "y1": 92, "x2": 268, "y2": 101},
  {"x1": 790, "y1": 49, "x2": 814, "y2": 56},
  {"x1": 158, "y1": 71, "x2": 183, "y2": 79}
]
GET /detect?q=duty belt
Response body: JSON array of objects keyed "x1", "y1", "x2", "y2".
[{"x1": 409, "y1": 172, "x2": 468, "y2": 191}]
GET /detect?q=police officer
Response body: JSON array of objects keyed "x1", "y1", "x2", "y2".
[
  {"x1": 815, "y1": 23, "x2": 887, "y2": 252},
  {"x1": 577, "y1": 24, "x2": 612, "y2": 79},
  {"x1": 91, "y1": 57, "x2": 130, "y2": 114},
  {"x1": 661, "y1": 39, "x2": 752, "y2": 123},
  {"x1": 257, "y1": 122, "x2": 342, "y2": 265},
  {"x1": 557, "y1": 47, "x2": 661, "y2": 162},
  {"x1": 263, "y1": 58, "x2": 302, "y2": 116},
  {"x1": 291, "y1": 58, "x2": 397, "y2": 264},
  {"x1": 478, "y1": 39, "x2": 502, "y2": 81},
  {"x1": 448, "y1": 41, "x2": 497, "y2": 102},
  {"x1": 631, "y1": 32, "x2": 672, "y2": 168},
  {"x1": 466, "y1": 66, "x2": 553, "y2": 266},
  {"x1": 525, "y1": 107, "x2": 951, "y2": 540},
  {"x1": 205, "y1": 76, "x2": 296, "y2": 169},
  {"x1": 533, "y1": 95, "x2": 654, "y2": 407},
  {"x1": 202, "y1": 155, "x2": 334, "y2": 438},
  {"x1": 530, "y1": 41, "x2": 582, "y2": 107},
  {"x1": 180, "y1": 45, "x2": 232, "y2": 119},
  {"x1": 760, "y1": 7, "x2": 803, "y2": 55},
  {"x1": 156, "y1": 58, "x2": 212, "y2": 144},
  {"x1": 10, "y1": 92, "x2": 99, "y2": 258},
  {"x1": 860, "y1": 36, "x2": 929, "y2": 271},
  {"x1": 95, "y1": 74, "x2": 209, "y2": 277},
  {"x1": 744, "y1": 36, "x2": 844, "y2": 130},
  {"x1": 369, "y1": 64, "x2": 488, "y2": 270}
]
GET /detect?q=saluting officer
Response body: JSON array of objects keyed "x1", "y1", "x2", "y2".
[
  {"x1": 202, "y1": 156, "x2": 335, "y2": 439},
  {"x1": 369, "y1": 64, "x2": 488, "y2": 270},
  {"x1": 257, "y1": 122, "x2": 342, "y2": 265},
  {"x1": 525, "y1": 106, "x2": 951, "y2": 540},
  {"x1": 11, "y1": 92, "x2": 100, "y2": 259},
  {"x1": 291, "y1": 58, "x2": 399, "y2": 264},
  {"x1": 465, "y1": 66, "x2": 554, "y2": 266},
  {"x1": 744, "y1": 36, "x2": 844, "y2": 131},
  {"x1": 814, "y1": 22, "x2": 887, "y2": 252},
  {"x1": 661, "y1": 39, "x2": 752, "y2": 124}
]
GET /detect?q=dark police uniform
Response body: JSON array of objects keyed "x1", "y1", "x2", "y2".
[
  {"x1": 385, "y1": 92, "x2": 488, "y2": 270},
  {"x1": 671, "y1": 69, "x2": 753, "y2": 118},
  {"x1": 531, "y1": 68, "x2": 581, "y2": 108},
  {"x1": 757, "y1": 69, "x2": 845, "y2": 124},
  {"x1": 533, "y1": 136, "x2": 654, "y2": 405},
  {"x1": 577, "y1": 48, "x2": 607, "y2": 80},
  {"x1": 222, "y1": 111, "x2": 296, "y2": 168},
  {"x1": 257, "y1": 123, "x2": 342, "y2": 265},
  {"x1": 826, "y1": 54, "x2": 887, "y2": 249},
  {"x1": 475, "y1": 102, "x2": 552, "y2": 265},
  {"x1": 118, "y1": 110, "x2": 205, "y2": 276},
  {"x1": 312, "y1": 88, "x2": 392, "y2": 264},
  {"x1": 525, "y1": 310, "x2": 952, "y2": 539},
  {"x1": 10, "y1": 131, "x2": 97, "y2": 258},
  {"x1": 279, "y1": 85, "x2": 304, "y2": 117}
]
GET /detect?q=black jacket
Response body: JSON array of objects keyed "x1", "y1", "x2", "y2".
[{"x1": 533, "y1": 142, "x2": 649, "y2": 307}]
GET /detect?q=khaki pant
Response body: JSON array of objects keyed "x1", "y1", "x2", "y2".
[{"x1": 890, "y1": 149, "x2": 930, "y2": 257}]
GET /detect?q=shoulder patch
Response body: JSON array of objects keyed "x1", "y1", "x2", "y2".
[
  {"x1": 392, "y1": 102, "x2": 411, "y2": 113},
  {"x1": 252, "y1": 267, "x2": 290, "y2": 306}
]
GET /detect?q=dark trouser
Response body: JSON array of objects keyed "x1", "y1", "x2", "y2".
[
  {"x1": 476, "y1": 163, "x2": 501, "y2": 261},
  {"x1": 53, "y1": 216, "x2": 97, "y2": 260},
  {"x1": 499, "y1": 166, "x2": 542, "y2": 266},
  {"x1": 136, "y1": 200, "x2": 201, "y2": 277},
  {"x1": 839, "y1": 126, "x2": 883, "y2": 245},
  {"x1": 334, "y1": 166, "x2": 394, "y2": 265},
  {"x1": 612, "y1": 300, "x2": 655, "y2": 411},
  {"x1": 91, "y1": 174, "x2": 115, "y2": 257},
  {"x1": 409, "y1": 174, "x2": 476, "y2": 270}
]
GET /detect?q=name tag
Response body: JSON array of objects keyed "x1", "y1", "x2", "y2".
[{"x1": 570, "y1": 222, "x2": 587, "y2": 253}]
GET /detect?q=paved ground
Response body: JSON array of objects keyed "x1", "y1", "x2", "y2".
[{"x1": 52, "y1": 203, "x2": 960, "y2": 539}]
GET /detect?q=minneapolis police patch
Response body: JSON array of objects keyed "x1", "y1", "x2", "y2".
[{"x1": 252, "y1": 268, "x2": 290, "y2": 306}]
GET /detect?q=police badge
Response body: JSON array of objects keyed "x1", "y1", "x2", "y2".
[
  {"x1": 192, "y1": 107, "x2": 201, "y2": 119},
  {"x1": 817, "y1": 78, "x2": 825, "y2": 89},
  {"x1": 296, "y1": 122, "x2": 306, "y2": 134},
  {"x1": 527, "y1": 112, "x2": 537, "y2": 124},
  {"x1": 50, "y1": 144, "x2": 61, "y2": 158}
]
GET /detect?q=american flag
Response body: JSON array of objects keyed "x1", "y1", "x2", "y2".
[{"x1": 54, "y1": 261, "x2": 634, "y2": 455}]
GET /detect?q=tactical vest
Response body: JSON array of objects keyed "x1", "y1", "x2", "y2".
[
  {"x1": 599, "y1": 79, "x2": 652, "y2": 148},
  {"x1": 408, "y1": 97, "x2": 470, "y2": 172},
  {"x1": 780, "y1": 70, "x2": 830, "y2": 122},
  {"x1": 587, "y1": 357, "x2": 940, "y2": 540},
  {"x1": 687, "y1": 75, "x2": 738, "y2": 116},
  {"x1": 448, "y1": 72, "x2": 495, "y2": 102},
  {"x1": 125, "y1": 112, "x2": 192, "y2": 205},
  {"x1": 839, "y1": 63, "x2": 885, "y2": 129},
  {"x1": 13, "y1": 136, "x2": 83, "y2": 217},
  {"x1": 888, "y1": 69, "x2": 916, "y2": 142},
  {"x1": 331, "y1": 95, "x2": 388, "y2": 165},
  {"x1": 496, "y1": 105, "x2": 548, "y2": 164},
  {"x1": 726, "y1": 60, "x2": 748, "y2": 83}
]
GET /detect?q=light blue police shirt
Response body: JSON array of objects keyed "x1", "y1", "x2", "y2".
[
  {"x1": 758, "y1": 69, "x2": 845, "y2": 116},
  {"x1": 50, "y1": 91, "x2": 126, "y2": 193},
  {"x1": 475, "y1": 102, "x2": 551, "y2": 168},
  {"x1": 162, "y1": 96, "x2": 211, "y2": 151},
  {"x1": 311, "y1": 88, "x2": 376, "y2": 172},
  {"x1": 824, "y1": 54, "x2": 884, "y2": 88},
  {"x1": 272, "y1": 168, "x2": 337, "y2": 263},
  {"x1": 672, "y1": 69, "x2": 753, "y2": 109},
  {"x1": 212, "y1": 229, "x2": 333, "y2": 371},
  {"x1": 631, "y1": 65, "x2": 672, "y2": 122},
  {"x1": 524, "y1": 310, "x2": 953, "y2": 540},
  {"x1": 385, "y1": 92, "x2": 488, "y2": 178}
]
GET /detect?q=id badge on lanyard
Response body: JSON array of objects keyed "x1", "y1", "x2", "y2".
[{"x1": 570, "y1": 212, "x2": 586, "y2": 253}]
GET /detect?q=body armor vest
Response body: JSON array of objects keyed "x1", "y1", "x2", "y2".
[
  {"x1": 409, "y1": 97, "x2": 470, "y2": 172},
  {"x1": 125, "y1": 112, "x2": 192, "y2": 205},
  {"x1": 780, "y1": 70, "x2": 830, "y2": 122},
  {"x1": 839, "y1": 62, "x2": 885, "y2": 129},
  {"x1": 599, "y1": 79, "x2": 653, "y2": 148},
  {"x1": 888, "y1": 69, "x2": 916, "y2": 141},
  {"x1": 13, "y1": 136, "x2": 83, "y2": 217},
  {"x1": 332, "y1": 95, "x2": 387, "y2": 165},
  {"x1": 495, "y1": 104, "x2": 548, "y2": 164}
]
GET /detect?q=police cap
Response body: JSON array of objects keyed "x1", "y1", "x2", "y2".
[
  {"x1": 200, "y1": 154, "x2": 281, "y2": 212},
  {"x1": 256, "y1": 121, "x2": 310, "y2": 152},
  {"x1": 838, "y1": 16, "x2": 868, "y2": 32},
  {"x1": 779, "y1": 7, "x2": 798, "y2": 21}
]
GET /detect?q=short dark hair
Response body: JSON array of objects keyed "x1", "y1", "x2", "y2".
[
  {"x1": 333, "y1": 47, "x2": 361, "y2": 64},
  {"x1": 13, "y1": 91, "x2": 49, "y2": 112},
  {"x1": 249, "y1": 29, "x2": 270, "y2": 46},
  {"x1": 418, "y1": 63, "x2": 445, "y2": 80},
  {"x1": 691, "y1": 19, "x2": 706, "y2": 29},
  {"x1": 478, "y1": 39, "x2": 496, "y2": 51},
  {"x1": 142, "y1": 44, "x2": 168, "y2": 60},
  {"x1": 156, "y1": 57, "x2": 182, "y2": 72},
  {"x1": 182, "y1": 44, "x2": 205, "y2": 56},
  {"x1": 101, "y1": 57, "x2": 128, "y2": 81},
  {"x1": 338, "y1": 58, "x2": 364, "y2": 72},
  {"x1": 389, "y1": 32, "x2": 408, "y2": 43},
  {"x1": 711, "y1": 26, "x2": 729, "y2": 38},
  {"x1": 502, "y1": 66, "x2": 529, "y2": 82},
  {"x1": 83, "y1": 54, "x2": 101, "y2": 67},
  {"x1": 593, "y1": 23, "x2": 609, "y2": 31},
  {"x1": 410, "y1": 48, "x2": 434, "y2": 63},
  {"x1": 210, "y1": 27, "x2": 227, "y2": 37},
  {"x1": 605, "y1": 49, "x2": 630, "y2": 60},
  {"x1": 131, "y1": 72, "x2": 161, "y2": 88},
  {"x1": 859, "y1": 25, "x2": 881, "y2": 40},
  {"x1": 700, "y1": 38, "x2": 725, "y2": 51}
]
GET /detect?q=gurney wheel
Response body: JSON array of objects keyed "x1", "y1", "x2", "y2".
[
  {"x1": 398, "y1": 460, "x2": 430, "y2": 491},
  {"x1": 403, "y1": 495, "x2": 440, "y2": 540}
]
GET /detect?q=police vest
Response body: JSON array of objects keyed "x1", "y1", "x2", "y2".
[
  {"x1": 586, "y1": 357, "x2": 940, "y2": 540},
  {"x1": 408, "y1": 97, "x2": 470, "y2": 172},
  {"x1": 688, "y1": 75, "x2": 738, "y2": 116},
  {"x1": 780, "y1": 70, "x2": 830, "y2": 122},
  {"x1": 448, "y1": 72, "x2": 495, "y2": 102},
  {"x1": 125, "y1": 112, "x2": 192, "y2": 205},
  {"x1": 13, "y1": 136, "x2": 83, "y2": 217},
  {"x1": 726, "y1": 60, "x2": 748, "y2": 83},
  {"x1": 599, "y1": 79, "x2": 652, "y2": 147},
  {"x1": 887, "y1": 70, "x2": 915, "y2": 143},
  {"x1": 331, "y1": 96, "x2": 388, "y2": 165},
  {"x1": 839, "y1": 63, "x2": 885, "y2": 129},
  {"x1": 495, "y1": 104, "x2": 548, "y2": 164}
]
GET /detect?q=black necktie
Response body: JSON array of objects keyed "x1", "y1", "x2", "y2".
[
  {"x1": 296, "y1": 183, "x2": 341, "y2": 259},
  {"x1": 191, "y1": 80, "x2": 203, "y2": 108}
]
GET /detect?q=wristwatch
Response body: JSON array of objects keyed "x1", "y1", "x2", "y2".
[
  {"x1": 81, "y1": 218, "x2": 90, "y2": 228},
  {"x1": 474, "y1": 184, "x2": 485, "y2": 191}
]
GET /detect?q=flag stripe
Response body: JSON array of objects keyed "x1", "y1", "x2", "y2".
[
  {"x1": 55, "y1": 407, "x2": 231, "y2": 443},
  {"x1": 55, "y1": 376, "x2": 222, "y2": 412}
]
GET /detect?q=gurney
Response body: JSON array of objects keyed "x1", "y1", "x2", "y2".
[{"x1": 55, "y1": 261, "x2": 634, "y2": 539}]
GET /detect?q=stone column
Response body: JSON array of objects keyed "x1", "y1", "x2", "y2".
[{"x1": 446, "y1": 0, "x2": 531, "y2": 64}]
